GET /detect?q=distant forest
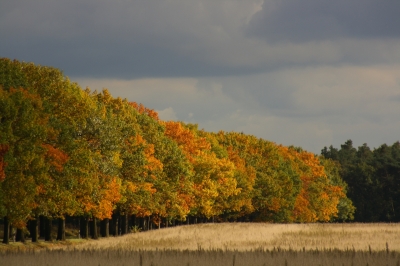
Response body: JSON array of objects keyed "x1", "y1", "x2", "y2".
[
  {"x1": 321, "y1": 140, "x2": 400, "y2": 222},
  {"x1": 0, "y1": 58, "x2": 397, "y2": 244}
]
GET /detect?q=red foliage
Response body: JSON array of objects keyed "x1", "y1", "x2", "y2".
[
  {"x1": 0, "y1": 144, "x2": 9, "y2": 181},
  {"x1": 42, "y1": 144, "x2": 69, "y2": 172}
]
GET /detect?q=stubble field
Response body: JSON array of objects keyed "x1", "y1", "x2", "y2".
[{"x1": 2, "y1": 223, "x2": 400, "y2": 265}]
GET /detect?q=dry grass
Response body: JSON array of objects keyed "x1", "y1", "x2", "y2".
[
  {"x1": 2, "y1": 248, "x2": 400, "y2": 266},
  {"x1": 2, "y1": 223, "x2": 400, "y2": 266},
  {"x1": 74, "y1": 222, "x2": 400, "y2": 252},
  {"x1": 0, "y1": 238, "x2": 86, "y2": 252}
]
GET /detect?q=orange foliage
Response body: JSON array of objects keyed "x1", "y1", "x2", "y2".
[
  {"x1": 298, "y1": 151, "x2": 326, "y2": 178},
  {"x1": 134, "y1": 134, "x2": 146, "y2": 145},
  {"x1": 132, "y1": 206, "x2": 152, "y2": 217},
  {"x1": 269, "y1": 197, "x2": 282, "y2": 212},
  {"x1": 143, "y1": 182, "x2": 157, "y2": 194},
  {"x1": 134, "y1": 134, "x2": 163, "y2": 176},
  {"x1": 42, "y1": 144, "x2": 69, "y2": 172},
  {"x1": 129, "y1": 102, "x2": 160, "y2": 121},
  {"x1": 0, "y1": 144, "x2": 9, "y2": 181},
  {"x1": 144, "y1": 143, "x2": 163, "y2": 172},
  {"x1": 36, "y1": 184, "x2": 46, "y2": 194},
  {"x1": 126, "y1": 181, "x2": 137, "y2": 193},
  {"x1": 163, "y1": 121, "x2": 210, "y2": 163},
  {"x1": 292, "y1": 189, "x2": 316, "y2": 222},
  {"x1": 177, "y1": 192, "x2": 193, "y2": 215},
  {"x1": 277, "y1": 145, "x2": 343, "y2": 222},
  {"x1": 95, "y1": 177, "x2": 122, "y2": 219},
  {"x1": 227, "y1": 146, "x2": 246, "y2": 170},
  {"x1": 81, "y1": 195, "x2": 97, "y2": 214}
]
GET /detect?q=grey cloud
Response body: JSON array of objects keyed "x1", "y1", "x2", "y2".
[
  {"x1": 0, "y1": 0, "x2": 260, "y2": 79},
  {"x1": 2, "y1": 0, "x2": 399, "y2": 80},
  {"x1": 246, "y1": 0, "x2": 400, "y2": 43}
]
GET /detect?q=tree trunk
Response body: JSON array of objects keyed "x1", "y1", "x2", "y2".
[
  {"x1": 77, "y1": 217, "x2": 80, "y2": 238},
  {"x1": 149, "y1": 216, "x2": 153, "y2": 230},
  {"x1": 39, "y1": 215, "x2": 46, "y2": 238},
  {"x1": 90, "y1": 218, "x2": 98, "y2": 239},
  {"x1": 100, "y1": 218, "x2": 109, "y2": 237},
  {"x1": 30, "y1": 218, "x2": 38, "y2": 242},
  {"x1": 132, "y1": 215, "x2": 138, "y2": 227},
  {"x1": 56, "y1": 218, "x2": 65, "y2": 241},
  {"x1": 44, "y1": 217, "x2": 52, "y2": 241},
  {"x1": 121, "y1": 214, "x2": 128, "y2": 235},
  {"x1": 141, "y1": 217, "x2": 147, "y2": 231},
  {"x1": 80, "y1": 217, "x2": 89, "y2": 239},
  {"x1": 2, "y1": 216, "x2": 10, "y2": 244},
  {"x1": 16, "y1": 228, "x2": 25, "y2": 242},
  {"x1": 111, "y1": 213, "x2": 119, "y2": 236}
]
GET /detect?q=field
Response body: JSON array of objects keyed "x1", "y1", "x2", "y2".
[{"x1": 2, "y1": 223, "x2": 400, "y2": 265}]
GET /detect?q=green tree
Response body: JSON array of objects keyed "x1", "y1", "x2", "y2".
[{"x1": 0, "y1": 87, "x2": 48, "y2": 230}]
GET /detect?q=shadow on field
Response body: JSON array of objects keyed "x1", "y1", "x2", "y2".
[{"x1": 1, "y1": 248, "x2": 400, "y2": 266}]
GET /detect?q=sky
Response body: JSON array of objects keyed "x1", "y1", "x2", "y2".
[{"x1": 1, "y1": 0, "x2": 400, "y2": 154}]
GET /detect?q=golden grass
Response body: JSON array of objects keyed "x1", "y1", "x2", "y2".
[
  {"x1": 2, "y1": 223, "x2": 400, "y2": 266},
  {"x1": 0, "y1": 238, "x2": 87, "y2": 252},
  {"x1": 2, "y1": 248, "x2": 400, "y2": 266},
  {"x1": 74, "y1": 222, "x2": 400, "y2": 252}
]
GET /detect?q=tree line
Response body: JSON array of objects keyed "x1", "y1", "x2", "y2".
[
  {"x1": 321, "y1": 140, "x2": 400, "y2": 222},
  {"x1": 0, "y1": 58, "x2": 353, "y2": 244}
]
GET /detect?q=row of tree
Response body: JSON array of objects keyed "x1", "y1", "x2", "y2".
[
  {"x1": 0, "y1": 58, "x2": 354, "y2": 243},
  {"x1": 321, "y1": 140, "x2": 400, "y2": 222}
]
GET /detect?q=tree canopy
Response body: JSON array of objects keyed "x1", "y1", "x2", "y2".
[{"x1": 0, "y1": 58, "x2": 355, "y2": 233}]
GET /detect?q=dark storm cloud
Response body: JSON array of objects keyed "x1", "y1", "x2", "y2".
[
  {"x1": 247, "y1": 0, "x2": 400, "y2": 43},
  {"x1": 0, "y1": 0, "x2": 259, "y2": 79},
  {"x1": 2, "y1": 0, "x2": 399, "y2": 80},
  {"x1": 1, "y1": 33, "x2": 255, "y2": 79}
]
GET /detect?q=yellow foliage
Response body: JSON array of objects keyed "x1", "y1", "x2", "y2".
[
  {"x1": 94, "y1": 177, "x2": 121, "y2": 220},
  {"x1": 277, "y1": 146, "x2": 344, "y2": 222}
]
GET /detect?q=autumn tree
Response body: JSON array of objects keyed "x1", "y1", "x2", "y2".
[
  {"x1": 0, "y1": 87, "x2": 48, "y2": 242},
  {"x1": 163, "y1": 122, "x2": 242, "y2": 220},
  {"x1": 201, "y1": 131, "x2": 255, "y2": 220},
  {"x1": 7, "y1": 60, "x2": 99, "y2": 239},
  {"x1": 278, "y1": 147, "x2": 346, "y2": 222},
  {"x1": 133, "y1": 111, "x2": 193, "y2": 226},
  {"x1": 319, "y1": 157, "x2": 355, "y2": 221},
  {"x1": 214, "y1": 132, "x2": 301, "y2": 222},
  {"x1": 0, "y1": 57, "x2": 359, "y2": 244}
]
